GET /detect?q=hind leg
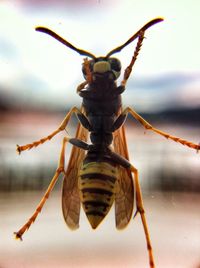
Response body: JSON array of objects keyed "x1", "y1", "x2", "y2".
[
  {"x1": 109, "y1": 151, "x2": 155, "y2": 268},
  {"x1": 130, "y1": 164, "x2": 155, "y2": 268},
  {"x1": 14, "y1": 137, "x2": 68, "y2": 240}
]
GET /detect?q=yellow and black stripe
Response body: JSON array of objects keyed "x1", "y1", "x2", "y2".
[{"x1": 78, "y1": 161, "x2": 117, "y2": 229}]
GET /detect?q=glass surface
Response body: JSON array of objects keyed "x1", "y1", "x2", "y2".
[{"x1": 0, "y1": 1, "x2": 200, "y2": 267}]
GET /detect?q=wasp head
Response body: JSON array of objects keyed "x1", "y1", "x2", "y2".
[
  {"x1": 82, "y1": 57, "x2": 121, "y2": 82},
  {"x1": 35, "y1": 18, "x2": 163, "y2": 84}
]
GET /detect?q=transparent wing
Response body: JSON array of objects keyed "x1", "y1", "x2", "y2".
[
  {"x1": 62, "y1": 107, "x2": 89, "y2": 230},
  {"x1": 113, "y1": 120, "x2": 134, "y2": 229}
]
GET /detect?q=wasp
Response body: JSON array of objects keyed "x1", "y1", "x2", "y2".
[{"x1": 14, "y1": 18, "x2": 200, "y2": 268}]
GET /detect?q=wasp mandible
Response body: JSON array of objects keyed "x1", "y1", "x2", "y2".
[{"x1": 14, "y1": 18, "x2": 200, "y2": 268}]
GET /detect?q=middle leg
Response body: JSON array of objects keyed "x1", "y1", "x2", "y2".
[
  {"x1": 120, "y1": 107, "x2": 200, "y2": 151},
  {"x1": 17, "y1": 107, "x2": 86, "y2": 154}
]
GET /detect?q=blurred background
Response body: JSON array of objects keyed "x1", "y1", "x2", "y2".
[{"x1": 0, "y1": 0, "x2": 200, "y2": 267}]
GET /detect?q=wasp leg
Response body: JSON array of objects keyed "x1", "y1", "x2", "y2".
[
  {"x1": 121, "y1": 107, "x2": 200, "y2": 151},
  {"x1": 111, "y1": 112, "x2": 127, "y2": 132},
  {"x1": 77, "y1": 58, "x2": 92, "y2": 93},
  {"x1": 130, "y1": 164, "x2": 155, "y2": 268},
  {"x1": 108, "y1": 151, "x2": 155, "y2": 268},
  {"x1": 77, "y1": 81, "x2": 88, "y2": 93},
  {"x1": 121, "y1": 31, "x2": 145, "y2": 87},
  {"x1": 83, "y1": 57, "x2": 92, "y2": 83},
  {"x1": 14, "y1": 137, "x2": 69, "y2": 240},
  {"x1": 17, "y1": 107, "x2": 89, "y2": 154}
]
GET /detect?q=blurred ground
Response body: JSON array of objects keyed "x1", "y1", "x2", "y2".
[
  {"x1": 0, "y1": 112, "x2": 200, "y2": 268},
  {"x1": 1, "y1": 2, "x2": 200, "y2": 267},
  {"x1": 1, "y1": 111, "x2": 200, "y2": 192},
  {"x1": 0, "y1": 191, "x2": 200, "y2": 268}
]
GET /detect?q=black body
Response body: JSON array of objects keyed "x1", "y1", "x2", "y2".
[
  {"x1": 35, "y1": 18, "x2": 164, "y2": 168},
  {"x1": 80, "y1": 79, "x2": 124, "y2": 146},
  {"x1": 69, "y1": 59, "x2": 130, "y2": 169}
]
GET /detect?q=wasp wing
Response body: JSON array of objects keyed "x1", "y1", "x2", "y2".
[
  {"x1": 113, "y1": 122, "x2": 134, "y2": 229},
  {"x1": 62, "y1": 107, "x2": 88, "y2": 230}
]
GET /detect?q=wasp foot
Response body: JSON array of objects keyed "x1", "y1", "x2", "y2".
[
  {"x1": 14, "y1": 232, "x2": 23, "y2": 241},
  {"x1": 16, "y1": 145, "x2": 21, "y2": 155}
]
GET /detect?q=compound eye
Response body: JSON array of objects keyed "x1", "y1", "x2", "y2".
[
  {"x1": 108, "y1": 58, "x2": 121, "y2": 72},
  {"x1": 82, "y1": 60, "x2": 94, "y2": 76}
]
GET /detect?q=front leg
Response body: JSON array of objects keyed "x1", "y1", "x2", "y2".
[
  {"x1": 121, "y1": 31, "x2": 145, "y2": 87},
  {"x1": 17, "y1": 106, "x2": 85, "y2": 154},
  {"x1": 76, "y1": 58, "x2": 92, "y2": 93},
  {"x1": 121, "y1": 107, "x2": 200, "y2": 151}
]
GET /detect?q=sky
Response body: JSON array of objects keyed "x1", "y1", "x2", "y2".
[{"x1": 0, "y1": 0, "x2": 200, "y2": 112}]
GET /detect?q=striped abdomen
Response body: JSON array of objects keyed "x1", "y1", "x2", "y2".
[{"x1": 78, "y1": 161, "x2": 117, "y2": 229}]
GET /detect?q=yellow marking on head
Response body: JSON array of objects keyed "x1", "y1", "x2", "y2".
[{"x1": 93, "y1": 61, "x2": 111, "y2": 73}]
